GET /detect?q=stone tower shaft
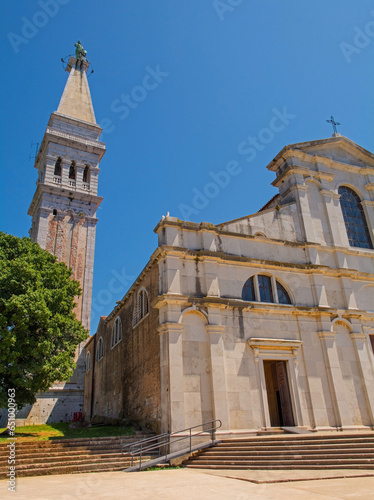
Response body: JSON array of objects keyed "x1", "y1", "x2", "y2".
[{"x1": 28, "y1": 56, "x2": 105, "y2": 332}]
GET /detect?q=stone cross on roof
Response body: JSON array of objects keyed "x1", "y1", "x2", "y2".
[{"x1": 326, "y1": 115, "x2": 341, "y2": 136}]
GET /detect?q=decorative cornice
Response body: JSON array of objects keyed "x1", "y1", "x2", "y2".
[
  {"x1": 247, "y1": 338, "x2": 302, "y2": 350},
  {"x1": 267, "y1": 138, "x2": 374, "y2": 172},
  {"x1": 155, "y1": 241, "x2": 374, "y2": 277},
  {"x1": 28, "y1": 183, "x2": 103, "y2": 217},
  {"x1": 46, "y1": 127, "x2": 106, "y2": 155},
  {"x1": 152, "y1": 294, "x2": 190, "y2": 310}
]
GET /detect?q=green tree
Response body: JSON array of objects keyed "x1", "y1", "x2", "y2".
[{"x1": 0, "y1": 232, "x2": 88, "y2": 409}]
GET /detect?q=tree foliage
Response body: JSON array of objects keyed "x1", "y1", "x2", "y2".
[{"x1": 0, "y1": 232, "x2": 88, "y2": 408}]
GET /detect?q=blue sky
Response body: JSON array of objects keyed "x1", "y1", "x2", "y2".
[{"x1": 1, "y1": 1, "x2": 374, "y2": 332}]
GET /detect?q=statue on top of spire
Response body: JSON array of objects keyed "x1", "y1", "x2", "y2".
[{"x1": 75, "y1": 40, "x2": 87, "y2": 61}]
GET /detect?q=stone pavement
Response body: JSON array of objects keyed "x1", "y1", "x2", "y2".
[{"x1": 1, "y1": 468, "x2": 374, "y2": 500}]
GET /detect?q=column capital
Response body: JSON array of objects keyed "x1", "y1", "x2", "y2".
[
  {"x1": 158, "y1": 322, "x2": 184, "y2": 336},
  {"x1": 206, "y1": 325, "x2": 225, "y2": 335},
  {"x1": 318, "y1": 331, "x2": 335, "y2": 340},
  {"x1": 320, "y1": 189, "x2": 341, "y2": 200},
  {"x1": 350, "y1": 332, "x2": 367, "y2": 341},
  {"x1": 361, "y1": 200, "x2": 374, "y2": 208}
]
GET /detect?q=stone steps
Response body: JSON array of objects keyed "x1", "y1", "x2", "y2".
[
  {"x1": 184, "y1": 432, "x2": 374, "y2": 470},
  {"x1": 0, "y1": 450, "x2": 127, "y2": 462},
  {"x1": 207, "y1": 442, "x2": 374, "y2": 453},
  {"x1": 186, "y1": 464, "x2": 374, "y2": 470},
  {"x1": 0, "y1": 444, "x2": 127, "y2": 458},
  {"x1": 1, "y1": 460, "x2": 138, "y2": 478},
  {"x1": 198, "y1": 449, "x2": 374, "y2": 458},
  {"x1": 0, "y1": 434, "x2": 153, "y2": 478}
]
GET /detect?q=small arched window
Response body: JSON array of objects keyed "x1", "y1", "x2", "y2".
[
  {"x1": 133, "y1": 288, "x2": 149, "y2": 327},
  {"x1": 111, "y1": 317, "x2": 122, "y2": 348},
  {"x1": 83, "y1": 165, "x2": 90, "y2": 183},
  {"x1": 86, "y1": 352, "x2": 91, "y2": 372},
  {"x1": 54, "y1": 157, "x2": 62, "y2": 176},
  {"x1": 338, "y1": 186, "x2": 373, "y2": 249},
  {"x1": 52, "y1": 209, "x2": 58, "y2": 217},
  {"x1": 242, "y1": 276, "x2": 255, "y2": 301},
  {"x1": 96, "y1": 337, "x2": 104, "y2": 361},
  {"x1": 276, "y1": 282, "x2": 291, "y2": 305},
  {"x1": 242, "y1": 275, "x2": 292, "y2": 305},
  {"x1": 69, "y1": 161, "x2": 76, "y2": 180}
]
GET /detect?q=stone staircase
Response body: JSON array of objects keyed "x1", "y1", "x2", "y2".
[
  {"x1": 184, "y1": 432, "x2": 374, "y2": 470},
  {"x1": 0, "y1": 435, "x2": 153, "y2": 478}
]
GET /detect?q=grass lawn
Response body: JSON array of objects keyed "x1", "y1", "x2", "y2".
[{"x1": 0, "y1": 423, "x2": 134, "y2": 443}]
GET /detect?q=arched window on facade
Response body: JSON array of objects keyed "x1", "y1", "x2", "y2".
[
  {"x1": 242, "y1": 276, "x2": 255, "y2": 301},
  {"x1": 258, "y1": 275, "x2": 273, "y2": 303},
  {"x1": 111, "y1": 317, "x2": 122, "y2": 348},
  {"x1": 86, "y1": 352, "x2": 91, "y2": 372},
  {"x1": 338, "y1": 186, "x2": 373, "y2": 249},
  {"x1": 96, "y1": 337, "x2": 104, "y2": 361},
  {"x1": 276, "y1": 281, "x2": 292, "y2": 305},
  {"x1": 69, "y1": 161, "x2": 76, "y2": 180},
  {"x1": 242, "y1": 275, "x2": 292, "y2": 305},
  {"x1": 133, "y1": 288, "x2": 149, "y2": 327},
  {"x1": 83, "y1": 165, "x2": 90, "y2": 183},
  {"x1": 54, "y1": 157, "x2": 62, "y2": 176}
]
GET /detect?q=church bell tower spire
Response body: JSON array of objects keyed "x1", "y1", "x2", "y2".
[{"x1": 28, "y1": 43, "x2": 106, "y2": 332}]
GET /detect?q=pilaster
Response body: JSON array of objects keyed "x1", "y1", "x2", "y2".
[
  {"x1": 310, "y1": 274, "x2": 329, "y2": 308},
  {"x1": 206, "y1": 325, "x2": 230, "y2": 430},
  {"x1": 340, "y1": 277, "x2": 358, "y2": 311},
  {"x1": 81, "y1": 219, "x2": 97, "y2": 331},
  {"x1": 318, "y1": 331, "x2": 351, "y2": 427},
  {"x1": 320, "y1": 190, "x2": 345, "y2": 247},
  {"x1": 158, "y1": 322, "x2": 185, "y2": 433},
  {"x1": 350, "y1": 321, "x2": 374, "y2": 426},
  {"x1": 203, "y1": 258, "x2": 220, "y2": 297},
  {"x1": 164, "y1": 256, "x2": 181, "y2": 295},
  {"x1": 361, "y1": 200, "x2": 374, "y2": 245},
  {"x1": 295, "y1": 185, "x2": 316, "y2": 242}
]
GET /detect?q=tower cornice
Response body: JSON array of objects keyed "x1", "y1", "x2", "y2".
[
  {"x1": 28, "y1": 182, "x2": 103, "y2": 217},
  {"x1": 44, "y1": 126, "x2": 106, "y2": 156}
]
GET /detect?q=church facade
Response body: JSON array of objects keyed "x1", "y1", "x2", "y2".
[{"x1": 84, "y1": 135, "x2": 374, "y2": 434}]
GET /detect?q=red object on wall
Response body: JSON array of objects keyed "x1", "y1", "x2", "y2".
[{"x1": 73, "y1": 411, "x2": 83, "y2": 422}]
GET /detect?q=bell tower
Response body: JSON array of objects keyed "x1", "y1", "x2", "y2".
[
  {"x1": 19, "y1": 45, "x2": 105, "y2": 424},
  {"x1": 28, "y1": 47, "x2": 105, "y2": 332}
]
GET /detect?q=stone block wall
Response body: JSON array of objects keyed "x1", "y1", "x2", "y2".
[{"x1": 84, "y1": 263, "x2": 161, "y2": 432}]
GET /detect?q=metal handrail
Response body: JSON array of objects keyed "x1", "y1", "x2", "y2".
[{"x1": 122, "y1": 419, "x2": 222, "y2": 470}]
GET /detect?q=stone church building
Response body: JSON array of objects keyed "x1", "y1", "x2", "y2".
[
  {"x1": 84, "y1": 134, "x2": 374, "y2": 434},
  {"x1": 17, "y1": 47, "x2": 374, "y2": 432}
]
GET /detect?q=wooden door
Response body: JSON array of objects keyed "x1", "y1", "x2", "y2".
[{"x1": 276, "y1": 361, "x2": 295, "y2": 427}]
